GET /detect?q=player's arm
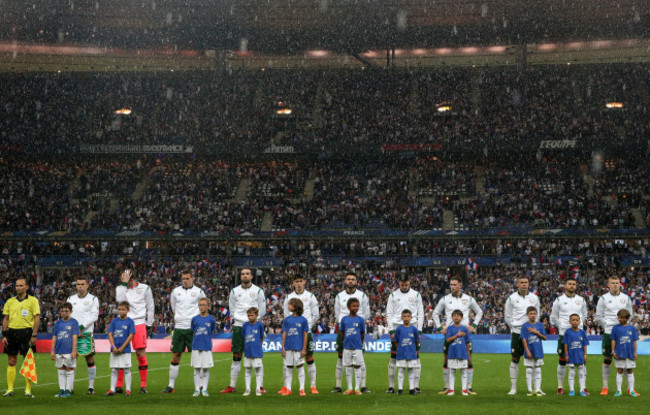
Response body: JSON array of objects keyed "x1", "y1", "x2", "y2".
[
  {"x1": 50, "y1": 334, "x2": 57, "y2": 359},
  {"x1": 416, "y1": 293, "x2": 424, "y2": 332},
  {"x1": 583, "y1": 343, "x2": 588, "y2": 363},
  {"x1": 504, "y1": 296, "x2": 513, "y2": 328},
  {"x1": 580, "y1": 297, "x2": 588, "y2": 325},
  {"x1": 534, "y1": 296, "x2": 541, "y2": 322},
  {"x1": 170, "y1": 288, "x2": 177, "y2": 314},
  {"x1": 71, "y1": 333, "x2": 78, "y2": 359},
  {"x1": 310, "y1": 295, "x2": 320, "y2": 329},
  {"x1": 360, "y1": 320, "x2": 365, "y2": 344},
  {"x1": 361, "y1": 293, "x2": 370, "y2": 321},
  {"x1": 88, "y1": 295, "x2": 100, "y2": 330},
  {"x1": 469, "y1": 297, "x2": 483, "y2": 333},
  {"x1": 228, "y1": 288, "x2": 236, "y2": 321},
  {"x1": 339, "y1": 320, "x2": 346, "y2": 342},
  {"x1": 115, "y1": 284, "x2": 127, "y2": 302},
  {"x1": 281, "y1": 330, "x2": 287, "y2": 357},
  {"x1": 108, "y1": 331, "x2": 118, "y2": 354},
  {"x1": 145, "y1": 286, "x2": 155, "y2": 326},
  {"x1": 611, "y1": 336, "x2": 617, "y2": 359},
  {"x1": 521, "y1": 336, "x2": 532, "y2": 359},
  {"x1": 256, "y1": 289, "x2": 267, "y2": 319},
  {"x1": 633, "y1": 338, "x2": 637, "y2": 360},
  {"x1": 334, "y1": 294, "x2": 341, "y2": 323},
  {"x1": 432, "y1": 299, "x2": 445, "y2": 331},
  {"x1": 282, "y1": 295, "x2": 290, "y2": 319},
  {"x1": 550, "y1": 299, "x2": 560, "y2": 327},
  {"x1": 563, "y1": 343, "x2": 568, "y2": 359},
  {"x1": 301, "y1": 329, "x2": 308, "y2": 357},
  {"x1": 595, "y1": 296, "x2": 605, "y2": 328},
  {"x1": 120, "y1": 333, "x2": 134, "y2": 353},
  {"x1": 535, "y1": 325, "x2": 547, "y2": 341},
  {"x1": 386, "y1": 293, "x2": 395, "y2": 332}
]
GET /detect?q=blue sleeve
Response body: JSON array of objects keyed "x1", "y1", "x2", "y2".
[
  {"x1": 108, "y1": 319, "x2": 114, "y2": 334},
  {"x1": 191, "y1": 318, "x2": 196, "y2": 332},
  {"x1": 611, "y1": 327, "x2": 618, "y2": 342},
  {"x1": 73, "y1": 320, "x2": 79, "y2": 335},
  {"x1": 582, "y1": 331, "x2": 589, "y2": 345},
  {"x1": 302, "y1": 317, "x2": 309, "y2": 333},
  {"x1": 211, "y1": 317, "x2": 217, "y2": 334},
  {"x1": 393, "y1": 327, "x2": 401, "y2": 343},
  {"x1": 563, "y1": 334, "x2": 569, "y2": 344},
  {"x1": 281, "y1": 319, "x2": 288, "y2": 333},
  {"x1": 414, "y1": 327, "x2": 421, "y2": 343},
  {"x1": 360, "y1": 318, "x2": 365, "y2": 334},
  {"x1": 538, "y1": 323, "x2": 546, "y2": 335},
  {"x1": 129, "y1": 320, "x2": 135, "y2": 335},
  {"x1": 339, "y1": 318, "x2": 346, "y2": 333},
  {"x1": 633, "y1": 327, "x2": 639, "y2": 341},
  {"x1": 258, "y1": 322, "x2": 265, "y2": 341}
]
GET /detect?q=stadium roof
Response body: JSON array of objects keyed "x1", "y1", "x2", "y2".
[{"x1": 1, "y1": 0, "x2": 648, "y2": 54}]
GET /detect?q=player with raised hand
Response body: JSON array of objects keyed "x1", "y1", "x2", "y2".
[
  {"x1": 280, "y1": 274, "x2": 320, "y2": 395},
  {"x1": 385, "y1": 274, "x2": 424, "y2": 394},
  {"x1": 550, "y1": 276, "x2": 588, "y2": 395},
  {"x1": 115, "y1": 268, "x2": 155, "y2": 394},
  {"x1": 67, "y1": 275, "x2": 100, "y2": 395},
  {"x1": 432, "y1": 274, "x2": 483, "y2": 395},
  {"x1": 595, "y1": 275, "x2": 633, "y2": 396},
  {"x1": 162, "y1": 269, "x2": 206, "y2": 394},
  {"x1": 331, "y1": 272, "x2": 371, "y2": 394},
  {"x1": 221, "y1": 268, "x2": 266, "y2": 394},
  {"x1": 505, "y1": 275, "x2": 540, "y2": 395}
]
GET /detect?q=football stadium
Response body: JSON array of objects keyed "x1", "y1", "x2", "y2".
[{"x1": 1, "y1": 1, "x2": 650, "y2": 414}]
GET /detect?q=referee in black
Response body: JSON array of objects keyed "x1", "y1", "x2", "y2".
[{"x1": 2, "y1": 277, "x2": 40, "y2": 397}]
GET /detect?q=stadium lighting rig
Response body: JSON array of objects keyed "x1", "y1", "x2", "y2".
[{"x1": 605, "y1": 102, "x2": 623, "y2": 109}]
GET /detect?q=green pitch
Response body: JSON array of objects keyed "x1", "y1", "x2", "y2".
[{"x1": 1, "y1": 353, "x2": 647, "y2": 415}]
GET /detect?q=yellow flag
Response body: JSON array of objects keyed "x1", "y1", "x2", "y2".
[{"x1": 20, "y1": 349, "x2": 38, "y2": 384}]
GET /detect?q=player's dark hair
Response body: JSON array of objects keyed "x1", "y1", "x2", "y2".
[
  {"x1": 401, "y1": 309, "x2": 412, "y2": 316},
  {"x1": 345, "y1": 272, "x2": 358, "y2": 280},
  {"x1": 289, "y1": 298, "x2": 304, "y2": 315},
  {"x1": 608, "y1": 275, "x2": 620, "y2": 282},
  {"x1": 565, "y1": 276, "x2": 577, "y2": 283},
  {"x1": 181, "y1": 268, "x2": 192, "y2": 276},
  {"x1": 398, "y1": 274, "x2": 410, "y2": 283},
  {"x1": 452, "y1": 309, "x2": 463, "y2": 318},
  {"x1": 118, "y1": 301, "x2": 130, "y2": 310},
  {"x1": 346, "y1": 297, "x2": 360, "y2": 308},
  {"x1": 76, "y1": 275, "x2": 88, "y2": 282},
  {"x1": 617, "y1": 309, "x2": 631, "y2": 319},
  {"x1": 526, "y1": 306, "x2": 538, "y2": 314},
  {"x1": 569, "y1": 313, "x2": 580, "y2": 320},
  {"x1": 517, "y1": 275, "x2": 530, "y2": 282},
  {"x1": 247, "y1": 307, "x2": 259, "y2": 315},
  {"x1": 450, "y1": 275, "x2": 463, "y2": 284},
  {"x1": 60, "y1": 302, "x2": 73, "y2": 311},
  {"x1": 292, "y1": 274, "x2": 305, "y2": 283}
]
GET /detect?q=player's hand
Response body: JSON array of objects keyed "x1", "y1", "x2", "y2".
[
  {"x1": 71, "y1": 350, "x2": 77, "y2": 359},
  {"x1": 633, "y1": 353, "x2": 637, "y2": 360},
  {"x1": 440, "y1": 327, "x2": 447, "y2": 335},
  {"x1": 457, "y1": 331, "x2": 466, "y2": 337},
  {"x1": 526, "y1": 352, "x2": 532, "y2": 359},
  {"x1": 1, "y1": 337, "x2": 8, "y2": 346},
  {"x1": 468, "y1": 357, "x2": 472, "y2": 366},
  {"x1": 78, "y1": 332, "x2": 86, "y2": 339},
  {"x1": 528, "y1": 327, "x2": 537, "y2": 334},
  {"x1": 390, "y1": 333, "x2": 394, "y2": 341},
  {"x1": 121, "y1": 270, "x2": 132, "y2": 283},
  {"x1": 147, "y1": 326, "x2": 153, "y2": 338},
  {"x1": 468, "y1": 326, "x2": 476, "y2": 334},
  {"x1": 584, "y1": 354, "x2": 588, "y2": 363},
  {"x1": 300, "y1": 349, "x2": 306, "y2": 358},
  {"x1": 50, "y1": 351, "x2": 56, "y2": 360},
  {"x1": 281, "y1": 349, "x2": 286, "y2": 358},
  {"x1": 612, "y1": 351, "x2": 617, "y2": 359}
]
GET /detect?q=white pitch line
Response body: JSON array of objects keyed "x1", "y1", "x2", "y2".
[{"x1": 10, "y1": 358, "x2": 232, "y2": 391}]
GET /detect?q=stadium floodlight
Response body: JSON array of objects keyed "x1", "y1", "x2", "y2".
[
  {"x1": 605, "y1": 102, "x2": 623, "y2": 109},
  {"x1": 115, "y1": 108, "x2": 132, "y2": 115},
  {"x1": 437, "y1": 105, "x2": 452, "y2": 113}
]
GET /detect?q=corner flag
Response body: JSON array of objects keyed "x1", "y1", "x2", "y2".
[{"x1": 20, "y1": 349, "x2": 38, "y2": 384}]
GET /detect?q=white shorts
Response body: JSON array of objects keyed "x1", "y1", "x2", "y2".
[
  {"x1": 191, "y1": 350, "x2": 214, "y2": 368},
  {"x1": 614, "y1": 358, "x2": 636, "y2": 369},
  {"x1": 244, "y1": 357, "x2": 263, "y2": 369},
  {"x1": 448, "y1": 359, "x2": 468, "y2": 369},
  {"x1": 396, "y1": 359, "x2": 418, "y2": 369},
  {"x1": 283, "y1": 350, "x2": 305, "y2": 366},
  {"x1": 109, "y1": 352, "x2": 132, "y2": 369},
  {"x1": 523, "y1": 358, "x2": 544, "y2": 368},
  {"x1": 55, "y1": 354, "x2": 76, "y2": 369},
  {"x1": 342, "y1": 349, "x2": 364, "y2": 367}
]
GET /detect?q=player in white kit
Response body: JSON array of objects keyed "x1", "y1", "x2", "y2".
[
  {"x1": 331, "y1": 272, "x2": 371, "y2": 394},
  {"x1": 385, "y1": 274, "x2": 424, "y2": 394},
  {"x1": 67, "y1": 276, "x2": 99, "y2": 395},
  {"x1": 432, "y1": 275, "x2": 483, "y2": 395},
  {"x1": 162, "y1": 269, "x2": 206, "y2": 394},
  {"x1": 595, "y1": 275, "x2": 633, "y2": 395},
  {"x1": 221, "y1": 268, "x2": 267, "y2": 394},
  {"x1": 279, "y1": 275, "x2": 320, "y2": 394},
  {"x1": 505, "y1": 275, "x2": 541, "y2": 395},
  {"x1": 115, "y1": 268, "x2": 155, "y2": 394},
  {"x1": 550, "y1": 276, "x2": 588, "y2": 395}
]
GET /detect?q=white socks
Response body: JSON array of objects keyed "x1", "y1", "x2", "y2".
[
  {"x1": 534, "y1": 367, "x2": 542, "y2": 392},
  {"x1": 414, "y1": 359, "x2": 421, "y2": 388},
  {"x1": 123, "y1": 368, "x2": 132, "y2": 392},
  {"x1": 169, "y1": 364, "x2": 180, "y2": 388},
  {"x1": 66, "y1": 370, "x2": 75, "y2": 391},
  {"x1": 355, "y1": 367, "x2": 362, "y2": 391},
  {"x1": 360, "y1": 362, "x2": 367, "y2": 388},
  {"x1": 255, "y1": 367, "x2": 263, "y2": 390},
  {"x1": 602, "y1": 364, "x2": 611, "y2": 389},
  {"x1": 443, "y1": 367, "x2": 450, "y2": 389},
  {"x1": 110, "y1": 369, "x2": 118, "y2": 391},
  {"x1": 194, "y1": 368, "x2": 201, "y2": 391},
  {"x1": 297, "y1": 366, "x2": 305, "y2": 391},
  {"x1": 448, "y1": 369, "x2": 467, "y2": 392},
  {"x1": 335, "y1": 358, "x2": 343, "y2": 388},
  {"x1": 58, "y1": 369, "x2": 67, "y2": 391},
  {"x1": 466, "y1": 367, "x2": 474, "y2": 389},
  {"x1": 568, "y1": 366, "x2": 575, "y2": 391},
  {"x1": 285, "y1": 366, "x2": 293, "y2": 391},
  {"x1": 230, "y1": 361, "x2": 241, "y2": 388},
  {"x1": 345, "y1": 366, "x2": 353, "y2": 391},
  {"x1": 307, "y1": 363, "x2": 316, "y2": 387},
  {"x1": 388, "y1": 359, "x2": 397, "y2": 388},
  {"x1": 510, "y1": 362, "x2": 520, "y2": 390},
  {"x1": 88, "y1": 366, "x2": 96, "y2": 389},
  {"x1": 577, "y1": 365, "x2": 586, "y2": 391},
  {"x1": 397, "y1": 367, "x2": 405, "y2": 390},
  {"x1": 526, "y1": 367, "x2": 533, "y2": 391},
  {"x1": 557, "y1": 364, "x2": 567, "y2": 389}
]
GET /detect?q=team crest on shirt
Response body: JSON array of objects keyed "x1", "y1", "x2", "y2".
[
  {"x1": 461, "y1": 299, "x2": 468, "y2": 306},
  {"x1": 574, "y1": 299, "x2": 580, "y2": 305},
  {"x1": 136, "y1": 289, "x2": 143, "y2": 295},
  {"x1": 528, "y1": 299, "x2": 535, "y2": 304},
  {"x1": 250, "y1": 293, "x2": 256, "y2": 298},
  {"x1": 619, "y1": 299, "x2": 626, "y2": 305},
  {"x1": 191, "y1": 292, "x2": 197, "y2": 297},
  {"x1": 84, "y1": 301, "x2": 90, "y2": 306},
  {"x1": 409, "y1": 297, "x2": 415, "y2": 303}
]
